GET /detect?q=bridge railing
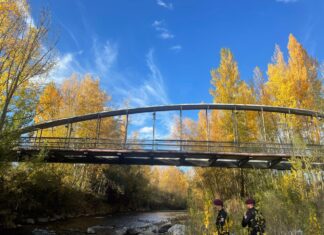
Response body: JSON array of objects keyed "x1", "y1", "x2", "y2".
[{"x1": 16, "y1": 137, "x2": 323, "y2": 156}]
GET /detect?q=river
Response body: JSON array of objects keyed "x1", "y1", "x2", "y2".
[{"x1": 1, "y1": 211, "x2": 188, "y2": 235}]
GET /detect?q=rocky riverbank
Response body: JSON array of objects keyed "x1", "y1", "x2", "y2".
[
  {"x1": 2, "y1": 211, "x2": 187, "y2": 235},
  {"x1": 85, "y1": 221, "x2": 186, "y2": 235},
  {"x1": 84, "y1": 213, "x2": 187, "y2": 235}
]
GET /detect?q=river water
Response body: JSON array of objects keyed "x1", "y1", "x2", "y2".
[{"x1": 1, "y1": 211, "x2": 188, "y2": 235}]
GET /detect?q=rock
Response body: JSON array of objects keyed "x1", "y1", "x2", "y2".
[
  {"x1": 126, "y1": 228, "x2": 141, "y2": 235},
  {"x1": 129, "y1": 224, "x2": 158, "y2": 235},
  {"x1": 54, "y1": 214, "x2": 64, "y2": 220},
  {"x1": 126, "y1": 227, "x2": 142, "y2": 235},
  {"x1": 37, "y1": 217, "x2": 49, "y2": 223},
  {"x1": 87, "y1": 225, "x2": 115, "y2": 234},
  {"x1": 158, "y1": 223, "x2": 172, "y2": 233},
  {"x1": 32, "y1": 228, "x2": 56, "y2": 235},
  {"x1": 145, "y1": 225, "x2": 158, "y2": 233},
  {"x1": 26, "y1": 218, "x2": 35, "y2": 224},
  {"x1": 152, "y1": 227, "x2": 158, "y2": 233},
  {"x1": 138, "y1": 232, "x2": 156, "y2": 235},
  {"x1": 87, "y1": 227, "x2": 96, "y2": 234},
  {"x1": 167, "y1": 224, "x2": 185, "y2": 235},
  {"x1": 115, "y1": 227, "x2": 128, "y2": 235}
]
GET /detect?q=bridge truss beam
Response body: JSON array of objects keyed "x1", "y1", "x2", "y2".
[{"x1": 12, "y1": 103, "x2": 324, "y2": 169}]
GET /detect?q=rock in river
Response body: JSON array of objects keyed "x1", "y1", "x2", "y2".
[
  {"x1": 26, "y1": 218, "x2": 35, "y2": 224},
  {"x1": 158, "y1": 223, "x2": 172, "y2": 233},
  {"x1": 167, "y1": 224, "x2": 185, "y2": 235},
  {"x1": 86, "y1": 225, "x2": 115, "y2": 234},
  {"x1": 32, "y1": 228, "x2": 56, "y2": 235}
]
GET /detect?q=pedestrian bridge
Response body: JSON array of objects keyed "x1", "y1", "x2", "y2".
[{"x1": 15, "y1": 104, "x2": 324, "y2": 170}]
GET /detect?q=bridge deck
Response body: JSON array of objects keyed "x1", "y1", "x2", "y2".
[
  {"x1": 14, "y1": 137, "x2": 324, "y2": 170},
  {"x1": 17, "y1": 148, "x2": 294, "y2": 169}
]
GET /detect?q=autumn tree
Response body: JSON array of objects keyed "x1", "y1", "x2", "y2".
[
  {"x1": 209, "y1": 48, "x2": 258, "y2": 142},
  {"x1": 0, "y1": 0, "x2": 55, "y2": 139},
  {"x1": 253, "y1": 66, "x2": 265, "y2": 103},
  {"x1": 264, "y1": 34, "x2": 323, "y2": 143},
  {"x1": 35, "y1": 74, "x2": 121, "y2": 139},
  {"x1": 187, "y1": 35, "x2": 324, "y2": 234}
]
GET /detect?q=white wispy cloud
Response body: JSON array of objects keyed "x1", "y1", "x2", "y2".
[
  {"x1": 152, "y1": 20, "x2": 174, "y2": 40},
  {"x1": 152, "y1": 20, "x2": 163, "y2": 27},
  {"x1": 16, "y1": 0, "x2": 36, "y2": 27},
  {"x1": 48, "y1": 38, "x2": 173, "y2": 138},
  {"x1": 93, "y1": 40, "x2": 118, "y2": 76},
  {"x1": 47, "y1": 51, "x2": 84, "y2": 83},
  {"x1": 110, "y1": 49, "x2": 172, "y2": 138},
  {"x1": 111, "y1": 49, "x2": 169, "y2": 108},
  {"x1": 144, "y1": 49, "x2": 169, "y2": 104},
  {"x1": 139, "y1": 126, "x2": 153, "y2": 134},
  {"x1": 170, "y1": 45, "x2": 182, "y2": 52},
  {"x1": 276, "y1": 0, "x2": 298, "y2": 3},
  {"x1": 57, "y1": 20, "x2": 81, "y2": 49},
  {"x1": 156, "y1": 0, "x2": 173, "y2": 10},
  {"x1": 160, "y1": 32, "x2": 174, "y2": 39}
]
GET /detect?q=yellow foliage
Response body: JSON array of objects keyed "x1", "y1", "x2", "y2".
[
  {"x1": 308, "y1": 209, "x2": 321, "y2": 235},
  {"x1": 0, "y1": 0, "x2": 54, "y2": 134},
  {"x1": 152, "y1": 166, "x2": 188, "y2": 198},
  {"x1": 209, "y1": 48, "x2": 258, "y2": 142},
  {"x1": 263, "y1": 34, "x2": 322, "y2": 142},
  {"x1": 34, "y1": 74, "x2": 119, "y2": 139}
]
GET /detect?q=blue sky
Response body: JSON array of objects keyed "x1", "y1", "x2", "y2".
[{"x1": 29, "y1": 0, "x2": 324, "y2": 137}]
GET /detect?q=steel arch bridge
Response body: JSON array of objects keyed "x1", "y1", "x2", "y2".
[{"x1": 14, "y1": 104, "x2": 324, "y2": 170}]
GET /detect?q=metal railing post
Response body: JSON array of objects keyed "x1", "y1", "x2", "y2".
[
  {"x1": 206, "y1": 108, "x2": 210, "y2": 152},
  {"x1": 152, "y1": 112, "x2": 156, "y2": 151},
  {"x1": 38, "y1": 129, "x2": 43, "y2": 149},
  {"x1": 306, "y1": 116, "x2": 312, "y2": 144},
  {"x1": 95, "y1": 117, "x2": 101, "y2": 148},
  {"x1": 66, "y1": 123, "x2": 73, "y2": 149},
  {"x1": 315, "y1": 114, "x2": 322, "y2": 145},
  {"x1": 180, "y1": 107, "x2": 183, "y2": 152},
  {"x1": 33, "y1": 129, "x2": 38, "y2": 147},
  {"x1": 259, "y1": 108, "x2": 267, "y2": 153},
  {"x1": 232, "y1": 107, "x2": 239, "y2": 152},
  {"x1": 260, "y1": 108, "x2": 267, "y2": 142},
  {"x1": 285, "y1": 111, "x2": 294, "y2": 155},
  {"x1": 124, "y1": 111, "x2": 129, "y2": 149}
]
